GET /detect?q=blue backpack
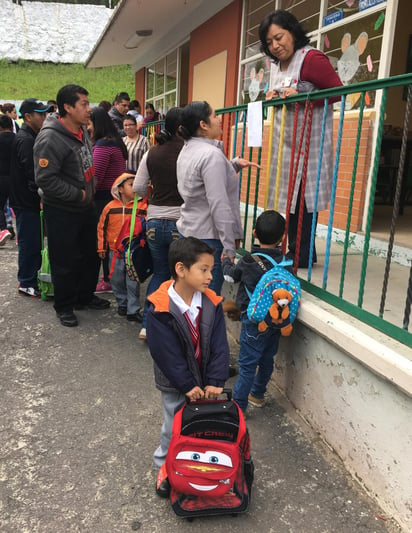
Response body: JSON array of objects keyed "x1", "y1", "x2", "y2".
[{"x1": 246, "y1": 253, "x2": 301, "y2": 335}]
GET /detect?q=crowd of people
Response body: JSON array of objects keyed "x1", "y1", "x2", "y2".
[{"x1": 0, "y1": 9, "x2": 343, "y2": 501}]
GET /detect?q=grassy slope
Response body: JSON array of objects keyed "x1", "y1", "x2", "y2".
[{"x1": 0, "y1": 60, "x2": 136, "y2": 103}]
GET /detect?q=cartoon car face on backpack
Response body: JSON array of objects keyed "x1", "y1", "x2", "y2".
[{"x1": 170, "y1": 442, "x2": 239, "y2": 497}]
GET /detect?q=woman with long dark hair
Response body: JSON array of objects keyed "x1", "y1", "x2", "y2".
[
  {"x1": 89, "y1": 106, "x2": 128, "y2": 293},
  {"x1": 133, "y1": 107, "x2": 184, "y2": 339},
  {"x1": 176, "y1": 101, "x2": 258, "y2": 295}
]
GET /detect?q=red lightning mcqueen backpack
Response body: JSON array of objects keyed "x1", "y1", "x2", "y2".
[{"x1": 165, "y1": 389, "x2": 254, "y2": 518}]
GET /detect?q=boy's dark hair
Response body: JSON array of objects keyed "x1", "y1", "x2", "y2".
[
  {"x1": 254, "y1": 210, "x2": 285, "y2": 245},
  {"x1": 168, "y1": 237, "x2": 215, "y2": 280},
  {"x1": 57, "y1": 84, "x2": 88, "y2": 117}
]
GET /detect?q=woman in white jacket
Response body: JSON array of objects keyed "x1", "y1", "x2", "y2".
[{"x1": 177, "y1": 101, "x2": 258, "y2": 294}]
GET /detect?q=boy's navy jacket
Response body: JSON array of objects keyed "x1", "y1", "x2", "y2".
[
  {"x1": 146, "y1": 280, "x2": 229, "y2": 394},
  {"x1": 222, "y1": 245, "x2": 291, "y2": 312}
]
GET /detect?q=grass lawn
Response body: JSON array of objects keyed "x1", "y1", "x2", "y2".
[{"x1": 0, "y1": 60, "x2": 136, "y2": 103}]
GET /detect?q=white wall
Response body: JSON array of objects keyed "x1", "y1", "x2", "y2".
[{"x1": 0, "y1": 0, "x2": 111, "y2": 63}]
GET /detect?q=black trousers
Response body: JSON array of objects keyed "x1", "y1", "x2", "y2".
[
  {"x1": 287, "y1": 187, "x2": 318, "y2": 268},
  {"x1": 44, "y1": 203, "x2": 100, "y2": 313}
]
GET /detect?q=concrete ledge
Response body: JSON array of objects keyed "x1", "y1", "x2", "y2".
[
  {"x1": 272, "y1": 293, "x2": 412, "y2": 532},
  {"x1": 297, "y1": 293, "x2": 412, "y2": 397}
]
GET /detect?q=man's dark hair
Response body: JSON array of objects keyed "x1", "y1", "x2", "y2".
[
  {"x1": 259, "y1": 10, "x2": 310, "y2": 63},
  {"x1": 254, "y1": 210, "x2": 285, "y2": 245},
  {"x1": 56, "y1": 84, "x2": 88, "y2": 117},
  {"x1": 114, "y1": 92, "x2": 130, "y2": 104},
  {"x1": 168, "y1": 237, "x2": 214, "y2": 280},
  {"x1": 0, "y1": 114, "x2": 13, "y2": 130}
]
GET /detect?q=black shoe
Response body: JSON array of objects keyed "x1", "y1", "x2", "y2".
[
  {"x1": 88, "y1": 296, "x2": 110, "y2": 309},
  {"x1": 118, "y1": 306, "x2": 127, "y2": 316},
  {"x1": 229, "y1": 365, "x2": 238, "y2": 378},
  {"x1": 156, "y1": 477, "x2": 170, "y2": 498},
  {"x1": 127, "y1": 309, "x2": 143, "y2": 322},
  {"x1": 75, "y1": 296, "x2": 111, "y2": 310},
  {"x1": 56, "y1": 311, "x2": 78, "y2": 327}
]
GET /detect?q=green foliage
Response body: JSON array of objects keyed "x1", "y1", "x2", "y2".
[{"x1": 0, "y1": 60, "x2": 135, "y2": 103}]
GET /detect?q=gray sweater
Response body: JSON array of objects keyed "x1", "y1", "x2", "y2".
[{"x1": 176, "y1": 137, "x2": 243, "y2": 258}]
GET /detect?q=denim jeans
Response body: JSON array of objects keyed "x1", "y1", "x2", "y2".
[
  {"x1": 14, "y1": 208, "x2": 42, "y2": 289},
  {"x1": 200, "y1": 238, "x2": 223, "y2": 295},
  {"x1": 233, "y1": 313, "x2": 280, "y2": 412},
  {"x1": 142, "y1": 218, "x2": 180, "y2": 327},
  {"x1": 108, "y1": 251, "x2": 140, "y2": 314}
]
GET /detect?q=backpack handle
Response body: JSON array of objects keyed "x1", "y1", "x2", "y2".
[{"x1": 185, "y1": 387, "x2": 232, "y2": 404}]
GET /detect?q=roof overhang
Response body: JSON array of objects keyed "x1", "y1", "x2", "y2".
[{"x1": 85, "y1": 0, "x2": 233, "y2": 71}]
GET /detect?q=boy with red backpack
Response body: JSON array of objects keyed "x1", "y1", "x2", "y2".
[
  {"x1": 146, "y1": 237, "x2": 230, "y2": 498},
  {"x1": 97, "y1": 172, "x2": 145, "y2": 321}
]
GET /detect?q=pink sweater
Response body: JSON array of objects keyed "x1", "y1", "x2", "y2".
[{"x1": 93, "y1": 140, "x2": 126, "y2": 191}]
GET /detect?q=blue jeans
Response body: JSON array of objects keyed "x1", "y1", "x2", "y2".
[
  {"x1": 14, "y1": 208, "x2": 41, "y2": 289},
  {"x1": 233, "y1": 313, "x2": 280, "y2": 412},
  {"x1": 142, "y1": 218, "x2": 180, "y2": 327},
  {"x1": 108, "y1": 251, "x2": 140, "y2": 314},
  {"x1": 200, "y1": 238, "x2": 223, "y2": 295}
]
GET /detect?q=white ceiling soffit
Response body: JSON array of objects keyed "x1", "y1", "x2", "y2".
[{"x1": 85, "y1": 0, "x2": 233, "y2": 70}]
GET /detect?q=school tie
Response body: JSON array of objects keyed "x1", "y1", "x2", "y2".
[{"x1": 183, "y1": 308, "x2": 202, "y2": 368}]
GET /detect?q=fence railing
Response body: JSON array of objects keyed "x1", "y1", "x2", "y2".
[
  {"x1": 141, "y1": 74, "x2": 412, "y2": 348},
  {"x1": 214, "y1": 74, "x2": 412, "y2": 348}
]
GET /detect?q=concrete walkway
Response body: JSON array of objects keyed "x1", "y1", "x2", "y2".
[{"x1": 0, "y1": 241, "x2": 400, "y2": 532}]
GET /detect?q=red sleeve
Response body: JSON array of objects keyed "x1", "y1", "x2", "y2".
[{"x1": 301, "y1": 50, "x2": 343, "y2": 89}]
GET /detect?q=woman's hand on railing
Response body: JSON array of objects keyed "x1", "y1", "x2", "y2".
[
  {"x1": 237, "y1": 158, "x2": 262, "y2": 169},
  {"x1": 266, "y1": 90, "x2": 279, "y2": 99}
]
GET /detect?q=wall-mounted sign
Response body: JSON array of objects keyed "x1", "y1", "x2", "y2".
[
  {"x1": 359, "y1": 0, "x2": 385, "y2": 12},
  {"x1": 323, "y1": 9, "x2": 343, "y2": 26}
]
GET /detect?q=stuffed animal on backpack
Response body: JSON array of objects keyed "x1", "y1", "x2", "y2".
[{"x1": 257, "y1": 288, "x2": 294, "y2": 336}]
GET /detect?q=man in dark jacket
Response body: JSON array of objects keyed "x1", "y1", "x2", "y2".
[
  {"x1": 108, "y1": 92, "x2": 130, "y2": 136},
  {"x1": 9, "y1": 98, "x2": 53, "y2": 297},
  {"x1": 34, "y1": 85, "x2": 110, "y2": 327}
]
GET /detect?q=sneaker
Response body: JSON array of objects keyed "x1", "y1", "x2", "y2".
[
  {"x1": 127, "y1": 309, "x2": 143, "y2": 322},
  {"x1": 156, "y1": 463, "x2": 170, "y2": 498},
  {"x1": 0, "y1": 229, "x2": 11, "y2": 246},
  {"x1": 18, "y1": 286, "x2": 40, "y2": 298},
  {"x1": 248, "y1": 394, "x2": 265, "y2": 408},
  {"x1": 118, "y1": 306, "x2": 127, "y2": 316},
  {"x1": 95, "y1": 278, "x2": 113, "y2": 293},
  {"x1": 56, "y1": 310, "x2": 78, "y2": 327},
  {"x1": 7, "y1": 227, "x2": 15, "y2": 240},
  {"x1": 138, "y1": 327, "x2": 147, "y2": 340}
]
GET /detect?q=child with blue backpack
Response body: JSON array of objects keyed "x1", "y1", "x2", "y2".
[{"x1": 222, "y1": 210, "x2": 292, "y2": 413}]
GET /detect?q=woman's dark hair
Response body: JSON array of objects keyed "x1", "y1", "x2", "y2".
[
  {"x1": 145, "y1": 102, "x2": 155, "y2": 111},
  {"x1": 155, "y1": 107, "x2": 183, "y2": 144},
  {"x1": 123, "y1": 114, "x2": 137, "y2": 124},
  {"x1": 179, "y1": 101, "x2": 212, "y2": 140},
  {"x1": 90, "y1": 106, "x2": 128, "y2": 159},
  {"x1": 99, "y1": 100, "x2": 111, "y2": 112},
  {"x1": 2, "y1": 103, "x2": 16, "y2": 115},
  {"x1": 259, "y1": 10, "x2": 310, "y2": 63}
]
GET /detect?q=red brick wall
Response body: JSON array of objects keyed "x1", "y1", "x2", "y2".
[{"x1": 188, "y1": 1, "x2": 242, "y2": 107}]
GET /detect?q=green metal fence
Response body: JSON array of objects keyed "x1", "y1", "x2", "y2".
[{"x1": 214, "y1": 74, "x2": 412, "y2": 348}]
